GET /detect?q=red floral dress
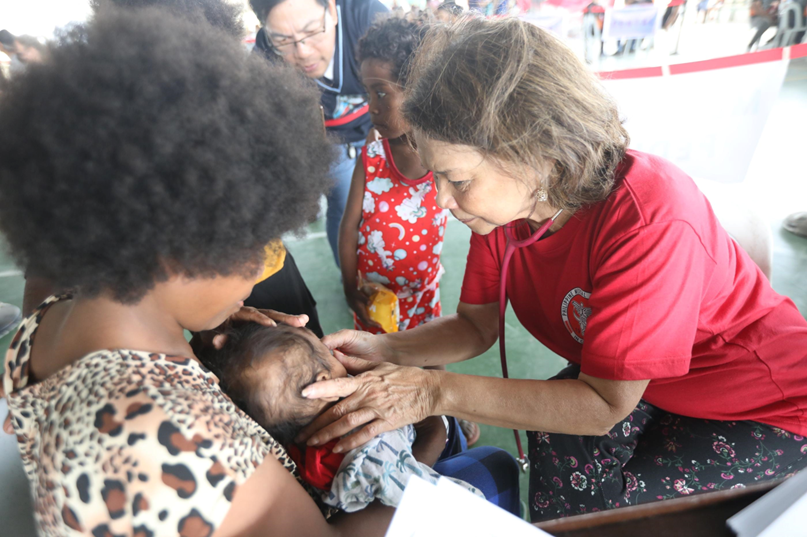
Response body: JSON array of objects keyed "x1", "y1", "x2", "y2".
[{"x1": 355, "y1": 139, "x2": 448, "y2": 333}]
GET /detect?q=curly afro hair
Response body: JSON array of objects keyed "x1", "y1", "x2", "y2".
[
  {"x1": 357, "y1": 15, "x2": 427, "y2": 87},
  {"x1": 91, "y1": 0, "x2": 245, "y2": 37},
  {"x1": 0, "y1": 8, "x2": 334, "y2": 304}
]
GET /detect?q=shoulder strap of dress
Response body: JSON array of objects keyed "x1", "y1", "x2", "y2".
[{"x1": 3, "y1": 294, "x2": 70, "y2": 394}]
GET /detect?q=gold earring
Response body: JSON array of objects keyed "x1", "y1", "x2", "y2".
[{"x1": 535, "y1": 189, "x2": 548, "y2": 202}]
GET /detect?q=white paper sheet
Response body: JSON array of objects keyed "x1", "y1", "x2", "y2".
[
  {"x1": 386, "y1": 476, "x2": 553, "y2": 537},
  {"x1": 727, "y1": 470, "x2": 807, "y2": 537}
]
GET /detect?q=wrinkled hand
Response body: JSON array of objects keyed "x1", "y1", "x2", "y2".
[
  {"x1": 196, "y1": 307, "x2": 310, "y2": 350},
  {"x1": 344, "y1": 288, "x2": 381, "y2": 330},
  {"x1": 321, "y1": 329, "x2": 394, "y2": 364},
  {"x1": 295, "y1": 351, "x2": 438, "y2": 454}
]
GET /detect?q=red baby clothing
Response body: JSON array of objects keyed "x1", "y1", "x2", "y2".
[
  {"x1": 355, "y1": 139, "x2": 448, "y2": 333},
  {"x1": 287, "y1": 440, "x2": 346, "y2": 491}
]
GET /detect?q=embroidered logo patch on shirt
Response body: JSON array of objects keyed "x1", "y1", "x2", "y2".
[{"x1": 561, "y1": 288, "x2": 592, "y2": 344}]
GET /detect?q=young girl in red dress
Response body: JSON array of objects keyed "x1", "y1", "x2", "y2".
[{"x1": 339, "y1": 17, "x2": 448, "y2": 334}]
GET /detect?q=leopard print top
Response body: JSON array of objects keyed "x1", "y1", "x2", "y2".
[{"x1": 3, "y1": 295, "x2": 325, "y2": 537}]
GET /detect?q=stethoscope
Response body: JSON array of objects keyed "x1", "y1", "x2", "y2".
[{"x1": 498, "y1": 209, "x2": 564, "y2": 472}]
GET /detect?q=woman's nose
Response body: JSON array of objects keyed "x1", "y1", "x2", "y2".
[{"x1": 434, "y1": 177, "x2": 457, "y2": 210}]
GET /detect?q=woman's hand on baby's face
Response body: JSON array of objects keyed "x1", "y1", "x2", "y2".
[
  {"x1": 295, "y1": 351, "x2": 438, "y2": 454},
  {"x1": 199, "y1": 307, "x2": 310, "y2": 349},
  {"x1": 321, "y1": 329, "x2": 393, "y2": 364}
]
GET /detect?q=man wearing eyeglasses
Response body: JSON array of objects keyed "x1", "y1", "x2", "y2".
[{"x1": 251, "y1": 0, "x2": 388, "y2": 267}]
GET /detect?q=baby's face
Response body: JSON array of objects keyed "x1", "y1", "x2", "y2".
[{"x1": 250, "y1": 327, "x2": 347, "y2": 427}]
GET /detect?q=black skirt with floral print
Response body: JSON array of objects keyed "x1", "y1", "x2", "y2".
[{"x1": 528, "y1": 365, "x2": 807, "y2": 522}]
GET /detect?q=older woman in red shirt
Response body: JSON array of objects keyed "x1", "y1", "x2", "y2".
[{"x1": 299, "y1": 18, "x2": 807, "y2": 522}]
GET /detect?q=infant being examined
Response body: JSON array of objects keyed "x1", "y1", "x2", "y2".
[{"x1": 198, "y1": 323, "x2": 480, "y2": 512}]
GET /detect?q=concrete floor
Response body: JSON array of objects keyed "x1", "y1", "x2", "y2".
[{"x1": 0, "y1": 56, "x2": 804, "y2": 520}]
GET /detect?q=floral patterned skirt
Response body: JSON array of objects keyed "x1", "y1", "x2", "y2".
[{"x1": 528, "y1": 365, "x2": 807, "y2": 522}]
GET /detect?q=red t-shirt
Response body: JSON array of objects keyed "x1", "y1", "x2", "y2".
[{"x1": 461, "y1": 150, "x2": 807, "y2": 435}]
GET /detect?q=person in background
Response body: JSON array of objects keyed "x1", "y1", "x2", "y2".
[
  {"x1": 340, "y1": 16, "x2": 446, "y2": 336},
  {"x1": 11, "y1": 36, "x2": 47, "y2": 64},
  {"x1": 661, "y1": 0, "x2": 684, "y2": 30},
  {"x1": 251, "y1": 0, "x2": 388, "y2": 268},
  {"x1": 435, "y1": 1, "x2": 465, "y2": 21},
  {"x1": 748, "y1": 0, "x2": 780, "y2": 51},
  {"x1": 23, "y1": 0, "x2": 326, "y2": 337},
  {"x1": 0, "y1": 30, "x2": 16, "y2": 62},
  {"x1": 340, "y1": 14, "x2": 483, "y2": 446},
  {"x1": 0, "y1": 31, "x2": 46, "y2": 75}
]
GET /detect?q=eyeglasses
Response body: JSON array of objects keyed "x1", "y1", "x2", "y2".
[{"x1": 269, "y1": 7, "x2": 330, "y2": 56}]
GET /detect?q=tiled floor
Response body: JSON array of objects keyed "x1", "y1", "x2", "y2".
[{"x1": 0, "y1": 54, "x2": 804, "y2": 514}]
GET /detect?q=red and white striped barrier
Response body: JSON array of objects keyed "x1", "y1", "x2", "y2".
[
  {"x1": 597, "y1": 43, "x2": 807, "y2": 79},
  {"x1": 597, "y1": 46, "x2": 801, "y2": 183}
]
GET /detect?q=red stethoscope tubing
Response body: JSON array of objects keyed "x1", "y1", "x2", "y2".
[{"x1": 498, "y1": 210, "x2": 563, "y2": 471}]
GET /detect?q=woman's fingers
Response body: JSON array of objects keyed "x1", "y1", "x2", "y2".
[
  {"x1": 307, "y1": 408, "x2": 382, "y2": 451},
  {"x1": 333, "y1": 350, "x2": 382, "y2": 375},
  {"x1": 256, "y1": 308, "x2": 310, "y2": 328},
  {"x1": 333, "y1": 419, "x2": 394, "y2": 454},
  {"x1": 229, "y1": 306, "x2": 276, "y2": 327},
  {"x1": 211, "y1": 333, "x2": 228, "y2": 350},
  {"x1": 202, "y1": 308, "x2": 311, "y2": 350},
  {"x1": 321, "y1": 330, "x2": 385, "y2": 362},
  {"x1": 321, "y1": 329, "x2": 362, "y2": 351},
  {"x1": 229, "y1": 306, "x2": 310, "y2": 329},
  {"x1": 295, "y1": 393, "x2": 360, "y2": 443},
  {"x1": 301, "y1": 374, "x2": 362, "y2": 401}
]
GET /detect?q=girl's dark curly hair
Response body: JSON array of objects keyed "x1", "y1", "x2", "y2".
[
  {"x1": 0, "y1": 7, "x2": 334, "y2": 304},
  {"x1": 91, "y1": 0, "x2": 245, "y2": 37},
  {"x1": 357, "y1": 15, "x2": 427, "y2": 87}
]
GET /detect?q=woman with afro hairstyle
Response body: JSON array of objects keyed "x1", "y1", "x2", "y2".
[
  {"x1": 20, "y1": 0, "x2": 328, "y2": 339},
  {"x1": 0, "y1": 7, "x2": 396, "y2": 536}
]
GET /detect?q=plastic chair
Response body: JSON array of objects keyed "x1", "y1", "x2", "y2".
[{"x1": 772, "y1": 1, "x2": 806, "y2": 47}]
